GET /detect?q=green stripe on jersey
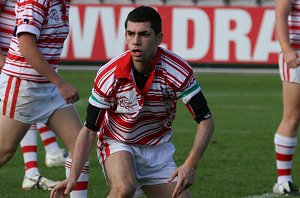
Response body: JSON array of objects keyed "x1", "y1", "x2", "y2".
[
  {"x1": 90, "y1": 94, "x2": 107, "y2": 106},
  {"x1": 180, "y1": 83, "x2": 200, "y2": 98}
]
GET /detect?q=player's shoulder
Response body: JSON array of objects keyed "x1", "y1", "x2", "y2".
[
  {"x1": 97, "y1": 51, "x2": 129, "y2": 75},
  {"x1": 94, "y1": 50, "x2": 130, "y2": 87},
  {"x1": 160, "y1": 47, "x2": 190, "y2": 65},
  {"x1": 159, "y1": 47, "x2": 193, "y2": 76}
]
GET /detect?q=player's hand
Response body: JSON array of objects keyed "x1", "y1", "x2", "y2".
[
  {"x1": 50, "y1": 178, "x2": 77, "y2": 198},
  {"x1": 168, "y1": 164, "x2": 195, "y2": 198},
  {"x1": 56, "y1": 81, "x2": 80, "y2": 104},
  {"x1": 283, "y1": 48, "x2": 300, "y2": 68}
]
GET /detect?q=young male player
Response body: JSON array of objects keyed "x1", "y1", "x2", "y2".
[{"x1": 51, "y1": 6, "x2": 214, "y2": 198}]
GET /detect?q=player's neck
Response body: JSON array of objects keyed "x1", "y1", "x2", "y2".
[{"x1": 132, "y1": 62, "x2": 152, "y2": 74}]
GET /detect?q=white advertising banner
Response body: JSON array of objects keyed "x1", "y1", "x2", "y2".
[{"x1": 61, "y1": 4, "x2": 279, "y2": 65}]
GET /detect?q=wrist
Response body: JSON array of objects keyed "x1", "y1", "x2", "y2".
[{"x1": 281, "y1": 44, "x2": 293, "y2": 53}]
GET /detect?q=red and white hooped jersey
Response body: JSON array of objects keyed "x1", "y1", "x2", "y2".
[
  {"x1": 289, "y1": 0, "x2": 300, "y2": 49},
  {"x1": 0, "y1": 0, "x2": 17, "y2": 56},
  {"x1": 91, "y1": 47, "x2": 201, "y2": 146},
  {"x1": 2, "y1": 0, "x2": 70, "y2": 82}
]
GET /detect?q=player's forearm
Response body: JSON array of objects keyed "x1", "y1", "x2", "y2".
[
  {"x1": 275, "y1": 0, "x2": 292, "y2": 52},
  {"x1": 18, "y1": 33, "x2": 65, "y2": 86},
  {"x1": 69, "y1": 126, "x2": 97, "y2": 180},
  {"x1": 184, "y1": 118, "x2": 214, "y2": 170}
]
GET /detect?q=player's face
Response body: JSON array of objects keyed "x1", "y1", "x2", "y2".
[{"x1": 125, "y1": 21, "x2": 162, "y2": 65}]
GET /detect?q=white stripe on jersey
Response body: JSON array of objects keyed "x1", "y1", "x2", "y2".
[
  {"x1": 91, "y1": 47, "x2": 201, "y2": 146},
  {"x1": 2, "y1": 0, "x2": 69, "y2": 82}
]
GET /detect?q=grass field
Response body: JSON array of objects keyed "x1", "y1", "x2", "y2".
[{"x1": 0, "y1": 70, "x2": 295, "y2": 198}]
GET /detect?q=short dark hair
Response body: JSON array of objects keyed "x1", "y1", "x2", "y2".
[{"x1": 124, "y1": 6, "x2": 162, "y2": 35}]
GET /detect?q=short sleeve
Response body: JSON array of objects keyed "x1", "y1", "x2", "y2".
[{"x1": 15, "y1": 0, "x2": 48, "y2": 39}]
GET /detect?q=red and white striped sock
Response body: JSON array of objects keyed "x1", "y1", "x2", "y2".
[
  {"x1": 20, "y1": 124, "x2": 40, "y2": 178},
  {"x1": 37, "y1": 123, "x2": 62, "y2": 155},
  {"x1": 65, "y1": 157, "x2": 89, "y2": 198},
  {"x1": 274, "y1": 133, "x2": 297, "y2": 185}
]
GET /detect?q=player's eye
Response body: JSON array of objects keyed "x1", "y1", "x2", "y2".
[
  {"x1": 140, "y1": 32, "x2": 150, "y2": 37},
  {"x1": 127, "y1": 32, "x2": 135, "y2": 37}
]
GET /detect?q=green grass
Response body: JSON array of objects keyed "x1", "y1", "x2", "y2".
[{"x1": 0, "y1": 70, "x2": 293, "y2": 197}]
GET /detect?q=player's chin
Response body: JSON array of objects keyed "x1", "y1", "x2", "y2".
[{"x1": 131, "y1": 56, "x2": 143, "y2": 63}]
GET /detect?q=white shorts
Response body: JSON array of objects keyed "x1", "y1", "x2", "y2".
[
  {"x1": 279, "y1": 51, "x2": 300, "y2": 83},
  {"x1": 97, "y1": 135, "x2": 178, "y2": 195},
  {"x1": 0, "y1": 73, "x2": 70, "y2": 124}
]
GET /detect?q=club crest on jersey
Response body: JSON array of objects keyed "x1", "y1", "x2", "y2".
[
  {"x1": 115, "y1": 90, "x2": 140, "y2": 113},
  {"x1": 49, "y1": 9, "x2": 61, "y2": 22},
  {"x1": 118, "y1": 96, "x2": 134, "y2": 111}
]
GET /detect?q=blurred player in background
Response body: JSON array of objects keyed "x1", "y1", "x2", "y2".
[
  {"x1": 0, "y1": 0, "x2": 66, "y2": 190},
  {"x1": 273, "y1": 0, "x2": 300, "y2": 195},
  {"x1": 51, "y1": 6, "x2": 214, "y2": 198},
  {"x1": 0, "y1": 0, "x2": 90, "y2": 197}
]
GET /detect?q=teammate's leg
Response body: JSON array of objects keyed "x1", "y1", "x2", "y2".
[
  {"x1": 37, "y1": 123, "x2": 66, "y2": 167},
  {"x1": 47, "y1": 105, "x2": 89, "y2": 198},
  {"x1": 21, "y1": 124, "x2": 40, "y2": 178},
  {"x1": 273, "y1": 82, "x2": 300, "y2": 194},
  {"x1": 20, "y1": 123, "x2": 60, "y2": 190},
  {"x1": 0, "y1": 114, "x2": 30, "y2": 167}
]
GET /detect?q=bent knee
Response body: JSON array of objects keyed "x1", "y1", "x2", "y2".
[
  {"x1": 0, "y1": 148, "x2": 16, "y2": 167},
  {"x1": 110, "y1": 182, "x2": 136, "y2": 198}
]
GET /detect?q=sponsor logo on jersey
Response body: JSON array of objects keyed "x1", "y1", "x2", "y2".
[{"x1": 19, "y1": 112, "x2": 31, "y2": 118}]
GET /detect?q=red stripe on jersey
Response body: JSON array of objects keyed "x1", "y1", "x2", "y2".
[
  {"x1": 2, "y1": 75, "x2": 13, "y2": 115},
  {"x1": 10, "y1": 77, "x2": 21, "y2": 118},
  {"x1": 21, "y1": 146, "x2": 37, "y2": 153},
  {"x1": 73, "y1": 181, "x2": 88, "y2": 191},
  {"x1": 276, "y1": 153, "x2": 294, "y2": 161},
  {"x1": 290, "y1": 44, "x2": 300, "y2": 49},
  {"x1": 25, "y1": 161, "x2": 38, "y2": 170},
  {"x1": 0, "y1": 27, "x2": 13, "y2": 35},
  {"x1": 289, "y1": 25, "x2": 300, "y2": 30},
  {"x1": 43, "y1": 137, "x2": 56, "y2": 146},
  {"x1": 277, "y1": 169, "x2": 291, "y2": 176}
]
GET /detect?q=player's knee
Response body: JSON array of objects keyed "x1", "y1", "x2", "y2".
[
  {"x1": 0, "y1": 147, "x2": 15, "y2": 167},
  {"x1": 110, "y1": 182, "x2": 136, "y2": 198}
]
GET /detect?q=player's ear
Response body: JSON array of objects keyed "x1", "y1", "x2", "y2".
[
  {"x1": 156, "y1": 32, "x2": 163, "y2": 45},
  {"x1": 125, "y1": 31, "x2": 128, "y2": 45}
]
